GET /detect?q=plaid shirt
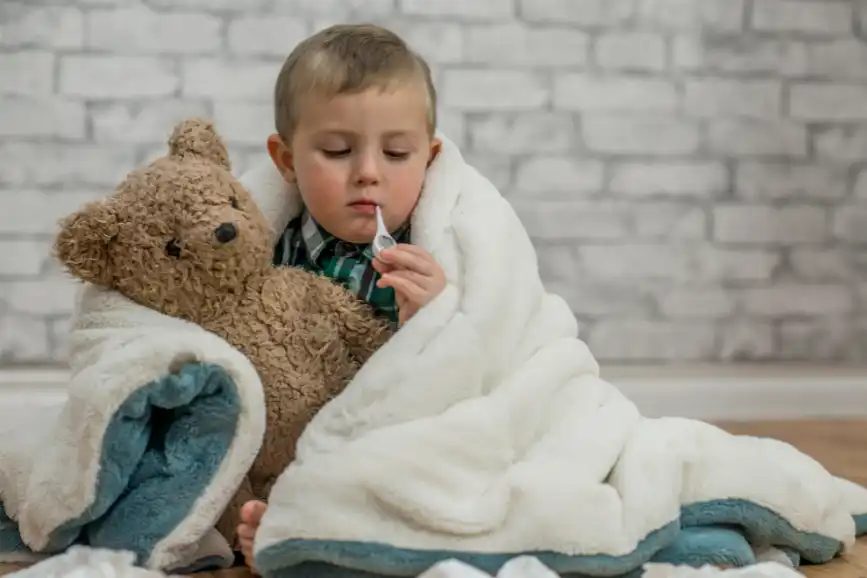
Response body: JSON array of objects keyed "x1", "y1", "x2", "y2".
[{"x1": 273, "y1": 209, "x2": 410, "y2": 326}]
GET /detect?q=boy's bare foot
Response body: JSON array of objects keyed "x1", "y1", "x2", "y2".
[{"x1": 238, "y1": 500, "x2": 268, "y2": 574}]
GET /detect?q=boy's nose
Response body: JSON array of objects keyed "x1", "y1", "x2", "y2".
[{"x1": 214, "y1": 222, "x2": 237, "y2": 243}]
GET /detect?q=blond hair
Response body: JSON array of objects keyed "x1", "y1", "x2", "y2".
[{"x1": 274, "y1": 23, "x2": 437, "y2": 141}]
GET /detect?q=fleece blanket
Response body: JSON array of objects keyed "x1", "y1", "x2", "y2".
[
  {"x1": 0, "y1": 284, "x2": 268, "y2": 572},
  {"x1": 240, "y1": 134, "x2": 867, "y2": 577},
  {"x1": 0, "y1": 132, "x2": 865, "y2": 578}
]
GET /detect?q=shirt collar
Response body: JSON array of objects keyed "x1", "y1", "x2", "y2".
[{"x1": 300, "y1": 208, "x2": 411, "y2": 264}]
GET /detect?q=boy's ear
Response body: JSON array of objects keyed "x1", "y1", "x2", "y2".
[
  {"x1": 53, "y1": 199, "x2": 119, "y2": 287},
  {"x1": 267, "y1": 133, "x2": 297, "y2": 184},
  {"x1": 428, "y1": 137, "x2": 442, "y2": 167}
]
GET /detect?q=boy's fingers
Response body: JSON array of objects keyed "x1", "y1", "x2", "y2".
[
  {"x1": 377, "y1": 271, "x2": 428, "y2": 303},
  {"x1": 378, "y1": 246, "x2": 436, "y2": 276}
]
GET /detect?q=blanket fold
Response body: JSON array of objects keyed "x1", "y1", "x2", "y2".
[
  {"x1": 0, "y1": 285, "x2": 267, "y2": 572},
  {"x1": 237, "y1": 135, "x2": 867, "y2": 578},
  {"x1": 1, "y1": 132, "x2": 864, "y2": 578}
]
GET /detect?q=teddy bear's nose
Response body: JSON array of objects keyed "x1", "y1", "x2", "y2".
[{"x1": 214, "y1": 222, "x2": 237, "y2": 244}]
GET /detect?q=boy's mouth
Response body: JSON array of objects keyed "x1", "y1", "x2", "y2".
[{"x1": 348, "y1": 199, "x2": 377, "y2": 214}]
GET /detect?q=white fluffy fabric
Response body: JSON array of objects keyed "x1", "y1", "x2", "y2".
[
  {"x1": 0, "y1": 284, "x2": 267, "y2": 571},
  {"x1": 239, "y1": 134, "x2": 867, "y2": 568}
]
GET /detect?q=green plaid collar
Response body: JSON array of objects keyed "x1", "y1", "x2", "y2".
[{"x1": 273, "y1": 208, "x2": 411, "y2": 327}]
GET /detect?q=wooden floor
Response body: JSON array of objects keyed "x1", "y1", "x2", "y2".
[{"x1": 1, "y1": 420, "x2": 865, "y2": 577}]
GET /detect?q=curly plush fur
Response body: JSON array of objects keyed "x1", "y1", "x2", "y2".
[{"x1": 53, "y1": 117, "x2": 394, "y2": 547}]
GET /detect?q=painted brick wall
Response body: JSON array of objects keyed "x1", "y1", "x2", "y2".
[{"x1": 2, "y1": 0, "x2": 866, "y2": 364}]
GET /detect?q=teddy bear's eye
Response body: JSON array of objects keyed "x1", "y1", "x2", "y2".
[
  {"x1": 165, "y1": 239, "x2": 182, "y2": 258},
  {"x1": 230, "y1": 196, "x2": 239, "y2": 209}
]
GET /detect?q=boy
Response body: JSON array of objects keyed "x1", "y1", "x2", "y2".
[{"x1": 236, "y1": 23, "x2": 447, "y2": 570}]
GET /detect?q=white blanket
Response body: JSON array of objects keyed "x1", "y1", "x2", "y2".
[
  {"x1": 241, "y1": 135, "x2": 867, "y2": 577},
  {"x1": 0, "y1": 283, "x2": 267, "y2": 572}
]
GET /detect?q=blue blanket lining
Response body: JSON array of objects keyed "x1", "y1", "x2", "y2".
[
  {"x1": 0, "y1": 363, "x2": 240, "y2": 571},
  {"x1": 254, "y1": 500, "x2": 865, "y2": 578},
  {"x1": 1, "y1": 362, "x2": 864, "y2": 577}
]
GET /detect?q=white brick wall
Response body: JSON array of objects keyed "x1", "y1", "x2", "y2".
[{"x1": 1, "y1": 0, "x2": 866, "y2": 364}]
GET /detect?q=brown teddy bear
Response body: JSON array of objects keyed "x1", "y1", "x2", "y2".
[{"x1": 52, "y1": 117, "x2": 394, "y2": 548}]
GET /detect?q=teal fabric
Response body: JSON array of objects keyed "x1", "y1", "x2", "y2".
[
  {"x1": 0, "y1": 363, "x2": 241, "y2": 572},
  {"x1": 255, "y1": 501, "x2": 867, "y2": 578}
]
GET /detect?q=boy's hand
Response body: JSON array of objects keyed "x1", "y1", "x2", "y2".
[{"x1": 373, "y1": 244, "x2": 445, "y2": 326}]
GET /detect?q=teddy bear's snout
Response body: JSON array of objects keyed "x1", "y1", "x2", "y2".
[{"x1": 214, "y1": 222, "x2": 237, "y2": 244}]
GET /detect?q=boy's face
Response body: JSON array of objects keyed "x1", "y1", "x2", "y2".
[{"x1": 268, "y1": 83, "x2": 440, "y2": 244}]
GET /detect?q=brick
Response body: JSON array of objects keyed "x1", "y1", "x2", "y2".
[
  {"x1": 714, "y1": 205, "x2": 826, "y2": 244},
  {"x1": 707, "y1": 120, "x2": 807, "y2": 157},
  {"x1": 802, "y1": 40, "x2": 867, "y2": 81},
  {"x1": 735, "y1": 162, "x2": 847, "y2": 200},
  {"x1": 462, "y1": 154, "x2": 513, "y2": 191},
  {"x1": 637, "y1": 0, "x2": 744, "y2": 31},
  {"x1": 520, "y1": 0, "x2": 634, "y2": 25},
  {"x1": 399, "y1": 0, "x2": 513, "y2": 19},
  {"x1": 582, "y1": 115, "x2": 701, "y2": 155},
  {"x1": 273, "y1": 0, "x2": 395, "y2": 18},
  {"x1": 738, "y1": 284, "x2": 854, "y2": 317},
  {"x1": 383, "y1": 21, "x2": 463, "y2": 64},
  {"x1": 0, "y1": 190, "x2": 103, "y2": 234},
  {"x1": 227, "y1": 17, "x2": 309, "y2": 56},
  {"x1": 673, "y1": 36, "x2": 807, "y2": 75},
  {"x1": 779, "y1": 320, "x2": 865, "y2": 362},
  {"x1": 0, "y1": 51, "x2": 54, "y2": 97},
  {"x1": 658, "y1": 288, "x2": 735, "y2": 318},
  {"x1": 0, "y1": 278, "x2": 78, "y2": 316},
  {"x1": 468, "y1": 112, "x2": 576, "y2": 154},
  {"x1": 0, "y1": 97, "x2": 86, "y2": 139},
  {"x1": 441, "y1": 70, "x2": 549, "y2": 111},
  {"x1": 48, "y1": 315, "x2": 73, "y2": 362},
  {"x1": 790, "y1": 248, "x2": 854, "y2": 280},
  {"x1": 87, "y1": 8, "x2": 222, "y2": 53},
  {"x1": 0, "y1": 311, "x2": 49, "y2": 362},
  {"x1": 91, "y1": 100, "x2": 211, "y2": 143},
  {"x1": 683, "y1": 78, "x2": 781, "y2": 118},
  {"x1": 718, "y1": 322, "x2": 776, "y2": 361},
  {"x1": 182, "y1": 59, "x2": 280, "y2": 101},
  {"x1": 536, "y1": 245, "x2": 579, "y2": 287},
  {"x1": 610, "y1": 162, "x2": 727, "y2": 197},
  {"x1": 213, "y1": 102, "x2": 274, "y2": 146},
  {"x1": 698, "y1": 248, "x2": 780, "y2": 281},
  {"x1": 631, "y1": 203, "x2": 708, "y2": 240},
  {"x1": 514, "y1": 158, "x2": 605, "y2": 196},
  {"x1": 594, "y1": 32, "x2": 666, "y2": 71},
  {"x1": 0, "y1": 240, "x2": 49, "y2": 276},
  {"x1": 146, "y1": 0, "x2": 271, "y2": 9},
  {"x1": 464, "y1": 24, "x2": 588, "y2": 67},
  {"x1": 0, "y1": 143, "x2": 137, "y2": 187},
  {"x1": 513, "y1": 201, "x2": 629, "y2": 240},
  {"x1": 553, "y1": 74, "x2": 678, "y2": 112},
  {"x1": 789, "y1": 84, "x2": 867, "y2": 121},
  {"x1": 751, "y1": 0, "x2": 851, "y2": 35},
  {"x1": 554, "y1": 282, "x2": 651, "y2": 318},
  {"x1": 589, "y1": 321, "x2": 716, "y2": 361},
  {"x1": 578, "y1": 244, "x2": 695, "y2": 280},
  {"x1": 0, "y1": 4, "x2": 84, "y2": 48},
  {"x1": 832, "y1": 206, "x2": 867, "y2": 243},
  {"x1": 60, "y1": 56, "x2": 178, "y2": 98},
  {"x1": 813, "y1": 126, "x2": 867, "y2": 164},
  {"x1": 855, "y1": 169, "x2": 867, "y2": 198}
]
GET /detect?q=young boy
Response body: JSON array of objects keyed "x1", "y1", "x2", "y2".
[{"x1": 236, "y1": 23, "x2": 447, "y2": 570}]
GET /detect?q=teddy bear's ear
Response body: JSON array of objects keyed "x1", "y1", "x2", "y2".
[
  {"x1": 53, "y1": 199, "x2": 119, "y2": 287},
  {"x1": 168, "y1": 117, "x2": 231, "y2": 171}
]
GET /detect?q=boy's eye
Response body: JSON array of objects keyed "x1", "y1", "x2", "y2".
[
  {"x1": 385, "y1": 151, "x2": 409, "y2": 160},
  {"x1": 322, "y1": 148, "x2": 350, "y2": 158},
  {"x1": 230, "y1": 196, "x2": 239, "y2": 209}
]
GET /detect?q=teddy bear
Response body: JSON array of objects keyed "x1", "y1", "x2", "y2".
[{"x1": 52, "y1": 117, "x2": 394, "y2": 548}]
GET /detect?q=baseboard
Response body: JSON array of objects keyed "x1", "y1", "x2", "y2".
[{"x1": 1, "y1": 364, "x2": 866, "y2": 421}]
